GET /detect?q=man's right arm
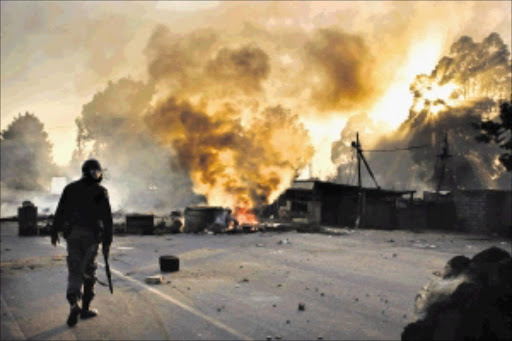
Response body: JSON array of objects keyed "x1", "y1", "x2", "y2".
[{"x1": 100, "y1": 188, "x2": 113, "y2": 256}]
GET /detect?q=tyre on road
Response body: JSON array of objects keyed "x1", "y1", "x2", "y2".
[{"x1": 160, "y1": 255, "x2": 180, "y2": 272}]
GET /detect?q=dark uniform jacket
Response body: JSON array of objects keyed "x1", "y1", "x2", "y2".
[{"x1": 52, "y1": 177, "x2": 113, "y2": 246}]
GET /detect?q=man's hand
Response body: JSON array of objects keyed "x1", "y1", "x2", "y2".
[{"x1": 51, "y1": 233, "x2": 60, "y2": 247}]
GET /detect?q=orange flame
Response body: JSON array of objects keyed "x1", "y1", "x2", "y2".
[{"x1": 233, "y1": 207, "x2": 258, "y2": 226}]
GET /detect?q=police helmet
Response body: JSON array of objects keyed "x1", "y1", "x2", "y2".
[{"x1": 81, "y1": 159, "x2": 103, "y2": 182}]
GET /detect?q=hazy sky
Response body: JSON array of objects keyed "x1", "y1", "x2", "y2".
[{"x1": 1, "y1": 1, "x2": 510, "y2": 167}]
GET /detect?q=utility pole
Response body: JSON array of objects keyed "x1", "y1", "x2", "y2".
[
  {"x1": 352, "y1": 132, "x2": 380, "y2": 189},
  {"x1": 351, "y1": 132, "x2": 381, "y2": 229},
  {"x1": 356, "y1": 133, "x2": 362, "y2": 188}
]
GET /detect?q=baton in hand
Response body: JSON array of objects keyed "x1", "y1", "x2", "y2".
[{"x1": 103, "y1": 251, "x2": 114, "y2": 294}]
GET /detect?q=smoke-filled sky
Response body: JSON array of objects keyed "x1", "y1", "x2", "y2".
[
  {"x1": 0, "y1": 1, "x2": 512, "y2": 211},
  {"x1": 2, "y1": 1, "x2": 510, "y2": 166}
]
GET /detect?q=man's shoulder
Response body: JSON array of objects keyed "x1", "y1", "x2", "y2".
[
  {"x1": 64, "y1": 179, "x2": 82, "y2": 191},
  {"x1": 96, "y1": 184, "x2": 110, "y2": 199},
  {"x1": 97, "y1": 184, "x2": 108, "y2": 192}
]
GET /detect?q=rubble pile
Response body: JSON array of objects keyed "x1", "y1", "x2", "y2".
[{"x1": 402, "y1": 246, "x2": 512, "y2": 340}]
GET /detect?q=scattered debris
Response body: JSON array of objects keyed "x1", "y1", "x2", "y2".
[
  {"x1": 298, "y1": 302, "x2": 306, "y2": 311},
  {"x1": 278, "y1": 238, "x2": 291, "y2": 245},
  {"x1": 145, "y1": 275, "x2": 163, "y2": 284}
]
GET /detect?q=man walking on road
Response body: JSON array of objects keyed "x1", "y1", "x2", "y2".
[{"x1": 51, "y1": 159, "x2": 113, "y2": 327}]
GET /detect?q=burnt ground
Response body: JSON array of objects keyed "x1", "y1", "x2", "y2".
[{"x1": 1, "y1": 221, "x2": 510, "y2": 340}]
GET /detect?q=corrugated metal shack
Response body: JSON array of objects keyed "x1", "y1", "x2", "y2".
[{"x1": 272, "y1": 180, "x2": 415, "y2": 229}]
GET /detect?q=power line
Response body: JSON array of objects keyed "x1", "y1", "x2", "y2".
[{"x1": 361, "y1": 144, "x2": 430, "y2": 152}]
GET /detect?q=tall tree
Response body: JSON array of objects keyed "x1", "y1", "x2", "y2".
[
  {"x1": 0, "y1": 112, "x2": 56, "y2": 190},
  {"x1": 474, "y1": 101, "x2": 512, "y2": 171}
]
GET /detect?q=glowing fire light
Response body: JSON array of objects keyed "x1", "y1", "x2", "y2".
[
  {"x1": 412, "y1": 81, "x2": 461, "y2": 117},
  {"x1": 233, "y1": 207, "x2": 258, "y2": 226}
]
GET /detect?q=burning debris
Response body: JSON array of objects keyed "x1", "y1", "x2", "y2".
[
  {"x1": 402, "y1": 246, "x2": 512, "y2": 340},
  {"x1": 147, "y1": 99, "x2": 314, "y2": 215},
  {"x1": 183, "y1": 206, "x2": 233, "y2": 233}
]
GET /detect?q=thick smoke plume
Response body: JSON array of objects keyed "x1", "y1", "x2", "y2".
[
  {"x1": 144, "y1": 24, "x2": 315, "y2": 209},
  {"x1": 331, "y1": 32, "x2": 512, "y2": 191},
  {"x1": 73, "y1": 23, "x2": 316, "y2": 211},
  {"x1": 146, "y1": 98, "x2": 313, "y2": 209}
]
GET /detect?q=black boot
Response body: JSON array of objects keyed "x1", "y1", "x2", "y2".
[
  {"x1": 80, "y1": 299, "x2": 98, "y2": 319},
  {"x1": 67, "y1": 302, "x2": 81, "y2": 327},
  {"x1": 66, "y1": 292, "x2": 81, "y2": 327}
]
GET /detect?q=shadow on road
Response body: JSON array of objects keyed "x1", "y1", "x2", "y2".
[{"x1": 28, "y1": 324, "x2": 70, "y2": 340}]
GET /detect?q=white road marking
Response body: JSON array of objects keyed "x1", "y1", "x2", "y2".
[
  {"x1": 97, "y1": 262, "x2": 252, "y2": 340},
  {"x1": 57, "y1": 244, "x2": 252, "y2": 340},
  {"x1": 1, "y1": 295, "x2": 27, "y2": 340}
]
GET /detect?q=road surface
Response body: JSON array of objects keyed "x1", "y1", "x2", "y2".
[{"x1": 1, "y1": 221, "x2": 510, "y2": 340}]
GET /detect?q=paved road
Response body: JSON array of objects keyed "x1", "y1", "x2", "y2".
[{"x1": 1, "y1": 222, "x2": 510, "y2": 340}]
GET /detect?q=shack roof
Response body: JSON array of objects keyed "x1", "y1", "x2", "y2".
[{"x1": 292, "y1": 180, "x2": 415, "y2": 197}]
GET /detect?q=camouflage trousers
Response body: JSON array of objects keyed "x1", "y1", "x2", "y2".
[{"x1": 65, "y1": 227, "x2": 99, "y2": 305}]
